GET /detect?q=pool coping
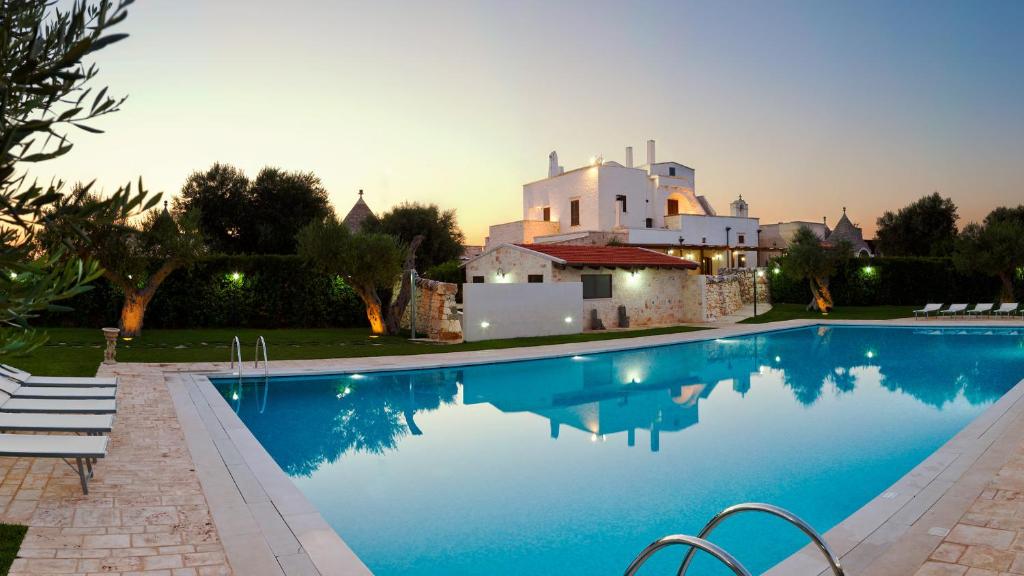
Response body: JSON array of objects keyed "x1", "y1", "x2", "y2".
[{"x1": 169, "y1": 317, "x2": 1024, "y2": 575}]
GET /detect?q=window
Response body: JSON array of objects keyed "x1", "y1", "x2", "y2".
[
  {"x1": 472, "y1": 276, "x2": 484, "y2": 283},
  {"x1": 669, "y1": 166, "x2": 676, "y2": 176},
  {"x1": 528, "y1": 274, "x2": 544, "y2": 283},
  {"x1": 582, "y1": 274, "x2": 612, "y2": 299},
  {"x1": 667, "y1": 199, "x2": 679, "y2": 216},
  {"x1": 542, "y1": 206, "x2": 551, "y2": 221},
  {"x1": 616, "y1": 194, "x2": 627, "y2": 213},
  {"x1": 737, "y1": 234, "x2": 745, "y2": 244},
  {"x1": 570, "y1": 199, "x2": 580, "y2": 226},
  {"x1": 645, "y1": 218, "x2": 653, "y2": 229}
]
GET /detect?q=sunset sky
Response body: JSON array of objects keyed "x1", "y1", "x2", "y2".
[{"x1": 34, "y1": 0, "x2": 1024, "y2": 244}]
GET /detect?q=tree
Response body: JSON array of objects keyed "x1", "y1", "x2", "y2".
[
  {"x1": 875, "y1": 193, "x2": 959, "y2": 256},
  {"x1": 1, "y1": 0, "x2": 158, "y2": 354},
  {"x1": 366, "y1": 202, "x2": 464, "y2": 272},
  {"x1": 174, "y1": 163, "x2": 249, "y2": 253},
  {"x1": 174, "y1": 164, "x2": 333, "y2": 254},
  {"x1": 780, "y1": 226, "x2": 852, "y2": 312},
  {"x1": 953, "y1": 206, "x2": 1024, "y2": 301},
  {"x1": 44, "y1": 192, "x2": 205, "y2": 337},
  {"x1": 297, "y1": 216, "x2": 422, "y2": 335}
]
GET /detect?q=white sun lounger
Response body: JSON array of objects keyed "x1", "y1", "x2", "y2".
[
  {"x1": 966, "y1": 303, "x2": 994, "y2": 318},
  {"x1": 914, "y1": 303, "x2": 943, "y2": 318},
  {"x1": 993, "y1": 303, "x2": 1019, "y2": 317},
  {"x1": 0, "y1": 413, "x2": 113, "y2": 434},
  {"x1": 939, "y1": 303, "x2": 968, "y2": 318},
  {"x1": 0, "y1": 377, "x2": 116, "y2": 400},
  {"x1": 0, "y1": 390, "x2": 116, "y2": 414},
  {"x1": 0, "y1": 364, "x2": 117, "y2": 387},
  {"x1": 0, "y1": 433, "x2": 107, "y2": 493}
]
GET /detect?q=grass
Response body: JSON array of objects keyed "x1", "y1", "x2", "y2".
[
  {"x1": 0, "y1": 524, "x2": 27, "y2": 575},
  {"x1": 742, "y1": 303, "x2": 917, "y2": 324},
  {"x1": 3, "y1": 325, "x2": 709, "y2": 377}
]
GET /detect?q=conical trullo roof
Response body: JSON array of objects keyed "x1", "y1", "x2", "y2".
[
  {"x1": 826, "y1": 207, "x2": 872, "y2": 255},
  {"x1": 342, "y1": 190, "x2": 375, "y2": 233}
]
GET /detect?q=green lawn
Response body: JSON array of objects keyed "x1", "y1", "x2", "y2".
[
  {"x1": 0, "y1": 524, "x2": 27, "y2": 576},
  {"x1": 3, "y1": 325, "x2": 709, "y2": 377},
  {"x1": 743, "y1": 303, "x2": 917, "y2": 324}
]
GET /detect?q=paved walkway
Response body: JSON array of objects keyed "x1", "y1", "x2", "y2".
[{"x1": 0, "y1": 363, "x2": 232, "y2": 576}]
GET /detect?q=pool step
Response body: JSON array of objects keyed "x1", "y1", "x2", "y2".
[{"x1": 623, "y1": 502, "x2": 844, "y2": 576}]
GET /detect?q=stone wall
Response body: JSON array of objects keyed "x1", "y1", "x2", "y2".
[
  {"x1": 400, "y1": 278, "x2": 462, "y2": 341},
  {"x1": 702, "y1": 269, "x2": 770, "y2": 321},
  {"x1": 552, "y1": 266, "x2": 704, "y2": 328}
]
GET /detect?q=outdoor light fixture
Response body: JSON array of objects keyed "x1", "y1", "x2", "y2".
[
  {"x1": 572, "y1": 355, "x2": 585, "y2": 360},
  {"x1": 480, "y1": 321, "x2": 490, "y2": 328},
  {"x1": 564, "y1": 316, "x2": 573, "y2": 323},
  {"x1": 862, "y1": 266, "x2": 874, "y2": 275},
  {"x1": 756, "y1": 269, "x2": 764, "y2": 277},
  {"x1": 231, "y1": 392, "x2": 239, "y2": 401},
  {"x1": 775, "y1": 355, "x2": 782, "y2": 362},
  {"x1": 231, "y1": 271, "x2": 242, "y2": 281},
  {"x1": 773, "y1": 267, "x2": 781, "y2": 275},
  {"x1": 349, "y1": 374, "x2": 365, "y2": 380},
  {"x1": 866, "y1": 351, "x2": 875, "y2": 359},
  {"x1": 496, "y1": 268, "x2": 505, "y2": 278}
]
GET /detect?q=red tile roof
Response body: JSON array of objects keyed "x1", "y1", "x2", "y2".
[{"x1": 516, "y1": 244, "x2": 699, "y2": 269}]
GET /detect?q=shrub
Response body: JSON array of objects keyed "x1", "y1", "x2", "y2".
[
  {"x1": 423, "y1": 260, "x2": 464, "y2": 284},
  {"x1": 768, "y1": 257, "x2": 1011, "y2": 306},
  {"x1": 39, "y1": 255, "x2": 367, "y2": 329}
]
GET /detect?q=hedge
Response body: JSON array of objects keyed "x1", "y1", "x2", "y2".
[
  {"x1": 40, "y1": 255, "x2": 367, "y2": 329},
  {"x1": 767, "y1": 257, "x2": 1015, "y2": 306}
]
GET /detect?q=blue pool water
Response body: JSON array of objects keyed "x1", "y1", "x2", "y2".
[{"x1": 213, "y1": 326, "x2": 1024, "y2": 575}]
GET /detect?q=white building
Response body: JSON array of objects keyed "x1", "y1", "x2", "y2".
[
  {"x1": 486, "y1": 140, "x2": 760, "y2": 274},
  {"x1": 759, "y1": 208, "x2": 873, "y2": 264}
]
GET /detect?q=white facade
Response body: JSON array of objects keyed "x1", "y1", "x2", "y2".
[
  {"x1": 462, "y1": 282, "x2": 583, "y2": 342},
  {"x1": 486, "y1": 140, "x2": 760, "y2": 273}
]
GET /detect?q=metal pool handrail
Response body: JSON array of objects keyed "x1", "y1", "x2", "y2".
[
  {"x1": 229, "y1": 336, "x2": 242, "y2": 375},
  {"x1": 624, "y1": 534, "x2": 752, "y2": 576},
  {"x1": 676, "y1": 502, "x2": 844, "y2": 576},
  {"x1": 254, "y1": 335, "x2": 268, "y2": 377}
]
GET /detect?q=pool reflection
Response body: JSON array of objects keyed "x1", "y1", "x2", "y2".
[{"x1": 219, "y1": 326, "x2": 1024, "y2": 477}]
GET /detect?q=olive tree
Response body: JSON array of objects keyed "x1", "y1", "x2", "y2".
[
  {"x1": 298, "y1": 216, "x2": 423, "y2": 335},
  {"x1": 954, "y1": 206, "x2": 1024, "y2": 302},
  {"x1": 781, "y1": 226, "x2": 852, "y2": 312},
  {"x1": 1, "y1": 0, "x2": 158, "y2": 353}
]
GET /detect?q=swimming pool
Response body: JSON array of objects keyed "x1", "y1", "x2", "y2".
[{"x1": 212, "y1": 325, "x2": 1024, "y2": 575}]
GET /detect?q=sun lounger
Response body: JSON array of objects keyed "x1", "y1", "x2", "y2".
[
  {"x1": 939, "y1": 303, "x2": 968, "y2": 318},
  {"x1": 966, "y1": 303, "x2": 994, "y2": 318},
  {"x1": 0, "y1": 413, "x2": 113, "y2": 434},
  {"x1": 0, "y1": 390, "x2": 116, "y2": 414},
  {"x1": 0, "y1": 364, "x2": 117, "y2": 387},
  {"x1": 913, "y1": 303, "x2": 943, "y2": 318},
  {"x1": 0, "y1": 377, "x2": 116, "y2": 400},
  {"x1": 993, "y1": 303, "x2": 1019, "y2": 317},
  {"x1": 0, "y1": 433, "x2": 107, "y2": 493}
]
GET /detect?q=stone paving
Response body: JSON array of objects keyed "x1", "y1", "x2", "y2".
[
  {"x1": 915, "y1": 443, "x2": 1024, "y2": 576},
  {"x1": 0, "y1": 363, "x2": 233, "y2": 576}
]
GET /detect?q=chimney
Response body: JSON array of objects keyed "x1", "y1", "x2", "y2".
[
  {"x1": 548, "y1": 151, "x2": 561, "y2": 178},
  {"x1": 646, "y1": 139, "x2": 656, "y2": 165},
  {"x1": 625, "y1": 146, "x2": 633, "y2": 168}
]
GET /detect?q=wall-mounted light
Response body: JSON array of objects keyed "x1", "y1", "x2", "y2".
[
  {"x1": 564, "y1": 316, "x2": 573, "y2": 323},
  {"x1": 480, "y1": 321, "x2": 490, "y2": 328}
]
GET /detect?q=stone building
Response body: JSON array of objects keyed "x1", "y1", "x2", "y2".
[
  {"x1": 464, "y1": 243, "x2": 703, "y2": 328},
  {"x1": 341, "y1": 189, "x2": 375, "y2": 233},
  {"x1": 485, "y1": 140, "x2": 760, "y2": 275},
  {"x1": 759, "y1": 207, "x2": 873, "y2": 263}
]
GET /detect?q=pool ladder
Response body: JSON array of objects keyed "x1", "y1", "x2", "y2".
[
  {"x1": 624, "y1": 502, "x2": 844, "y2": 576},
  {"x1": 229, "y1": 336, "x2": 269, "y2": 377}
]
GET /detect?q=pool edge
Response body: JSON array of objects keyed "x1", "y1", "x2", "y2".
[{"x1": 766, "y1": 374, "x2": 1024, "y2": 576}]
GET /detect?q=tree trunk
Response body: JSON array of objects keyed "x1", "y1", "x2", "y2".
[
  {"x1": 806, "y1": 277, "x2": 834, "y2": 313},
  {"x1": 999, "y1": 272, "x2": 1015, "y2": 302},
  {"x1": 119, "y1": 292, "x2": 148, "y2": 337},
  {"x1": 353, "y1": 284, "x2": 386, "y2": 335},
  {"x1": 384, "y1": 235, "x2": 425, "y2": 335}
]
